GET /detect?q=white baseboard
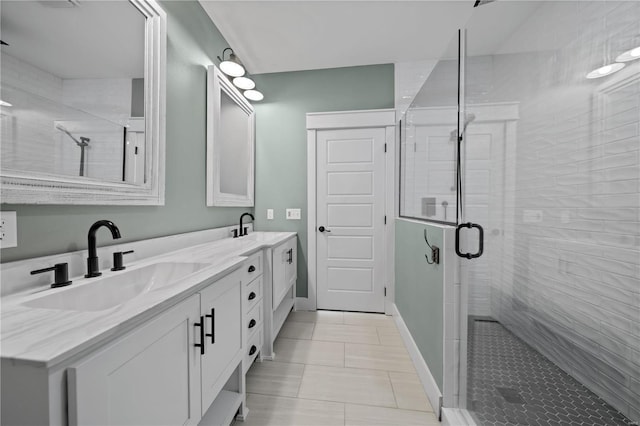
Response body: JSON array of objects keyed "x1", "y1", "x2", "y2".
[
  {"x1": 442, "y1": 408, "x2": 476, "y2": 426},
  {"x1": 391, "y1": 303, "x2": 442, "y2": 420},
  {"x1": 295, "y1": 297, "x2": 315, "y2": 311}
]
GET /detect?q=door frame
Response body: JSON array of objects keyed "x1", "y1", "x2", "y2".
[{"x1": 304, "y1": 109, "x2": 397, "y2": 314}]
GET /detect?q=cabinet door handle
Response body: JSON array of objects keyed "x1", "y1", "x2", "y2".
[
  {"x1": 248, "y1": 292, "x2": 256, "y2": 301},
  {"x1": 249, "y1": 345, "x2": 257, "y2": 356},
  {"x1": 205, "y1": 308, "x2": 215, "y2": 344},
  {"x1": 248, "y1": 319, "x2": 256, "y2": 329},
  {"x1": 248, "y1": 265, "x2": 256, "y2": 273},
  {"x1": 287, "y1": 248, "x2": 293, "y2": 264},
  {"x1": 194, "y1": 316, "x2": 205, "y2": 355}
]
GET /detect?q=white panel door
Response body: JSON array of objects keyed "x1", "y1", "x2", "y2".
[{"x1": 317, "y1": 128, "x2": 386, "y2": 312}]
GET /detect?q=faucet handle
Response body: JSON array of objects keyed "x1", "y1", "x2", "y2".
[
  {"x1": 111, "y1": 250, "x2": 134, "y2": 271},
  {"x1": 31, "y1": 263, "x2": 72, "y2": 288}
]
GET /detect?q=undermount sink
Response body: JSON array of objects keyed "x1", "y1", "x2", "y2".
[{"x1": 24, "y1": 262, "x2": 210, "y2": 312}]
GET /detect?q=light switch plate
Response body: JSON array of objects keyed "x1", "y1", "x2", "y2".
[
  {"x1": 267, "y1": 209, "x2": 274, "y2": 220},
  {"x1": 286, "y1": 208, "x2": 301, "y2": 220},
  {"x1": 0, "y1": 211, "x2": 18, "y2": 248}
]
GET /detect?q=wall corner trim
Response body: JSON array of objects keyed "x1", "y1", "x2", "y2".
[{"x1": 391, "y1": 303, "x2": 442, "y2": 419}]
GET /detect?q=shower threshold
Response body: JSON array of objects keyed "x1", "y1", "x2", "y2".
[{"x1": 465, "y1": 317, "x2": 635, "y2": 426}]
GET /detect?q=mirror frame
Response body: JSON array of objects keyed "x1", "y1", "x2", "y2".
[
  {"x1": 0, "y1": 0, "x2": 166, "y2": 205},
  {"x1": 206, "y1": 65, "x2": 255, "y2": 207}
]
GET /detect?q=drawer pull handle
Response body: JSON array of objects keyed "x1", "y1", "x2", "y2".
[
  {"x1": 205, "y1": 308, "x2": 215, "y2": 344},
  {"x1": 248, "y1": 265, "x2": 256, "y2": 273},
  {"x1": 248, "y1": 292, "x2": 256, "y2": 301},
  {"x1": 194, "y1": 316, "x2": 205, "y2": 355},
  {"x1": 248, "y1": 319, "x2": 256, "y2": 329},
  {"x1": 249, "y1": 345, "x2": 257, "y2": 356}
]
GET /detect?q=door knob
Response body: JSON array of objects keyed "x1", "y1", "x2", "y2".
[{"x1": 318, "y1": 226, "x2": 331, "y2": 233}]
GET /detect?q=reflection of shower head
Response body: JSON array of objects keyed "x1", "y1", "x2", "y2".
[
  {"x1": 449, "y1": 113, "x2": 477, "y2": 142},
  {"x1": 56, "y1": 124, "x2": 90, "y2": 147},
  {"x1": 464, "y1": 113, "x2": 476, "y2": 129}
]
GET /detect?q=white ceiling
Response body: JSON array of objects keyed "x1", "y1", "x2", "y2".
[
  {"x1": 1, "y1": 1, "x2": 145, "y2": 79},
  {"x1": 199, "y1": 0, "x2": 477, "y2": 74}
]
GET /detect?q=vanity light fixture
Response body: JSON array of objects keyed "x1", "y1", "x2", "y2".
[
  {"x1": 0, "y1": 100, "x2": 12, "y2": 107},
  {"x1": 244, "y1": 90, "x2": 264, "y2": 102},
  {"x1": 616, "y1": 46, "x2": 640, "y2": 62},
  {"x1": 586, "y1": 62, "x2": 625, "y2": 79},
  {"x1": 218, "y1": 48, "x2": 245, "y2": 77},
  {"x1": 233, "y1": 76, "x2": 256, "y2": 90}
]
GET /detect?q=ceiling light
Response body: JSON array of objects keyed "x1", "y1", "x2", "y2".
[
  {"x1": 218, "y1": 48, "x2": 245, "y2": 77},
  {"x1": 616, "y1": 46, "x2": 640, "y2": 62},
  {"x1": 244, "y1": 90, "x2": 264, "y2": 102},
  {"x1": 233, "y1": 76, "x2": 256, "y2": 90},
  {"x1": 0, "y1": 100, "x2": 12, "y2": 107},
  {"x1": 586, "y1": 63, "x2": 625, "y2": 79}
]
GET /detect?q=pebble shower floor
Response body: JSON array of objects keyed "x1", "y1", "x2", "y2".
[{"x1": 467, "y1": 319, "x2": 635, "y2": 426}]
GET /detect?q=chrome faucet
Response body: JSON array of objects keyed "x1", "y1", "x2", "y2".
[
  {"x1": 85, "y1": 220, "x2": 121, "y2": 278},
  {"x1": 236, "y1": 212, "x2": 255, "y2": 238}
]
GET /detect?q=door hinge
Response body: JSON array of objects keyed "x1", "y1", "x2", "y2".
[{"x1": 384, "y1": 143, "x2": 387, "y2": 153}]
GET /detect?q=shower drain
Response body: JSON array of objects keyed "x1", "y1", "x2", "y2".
[{"x1": 496, "y1": 387, "x2": 526, "y2": 404}]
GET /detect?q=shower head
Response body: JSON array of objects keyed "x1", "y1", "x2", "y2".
[
  {"x1": 55, "y1": 124, "x2": 89, "y2": 147},
  {"x1": 464, "y1": 113, "x2": 476, "y2": 129},
  {"x1": 449, "y1": 113, "x2": 477, "y2": 142}
]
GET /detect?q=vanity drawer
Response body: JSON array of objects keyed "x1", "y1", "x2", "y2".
[
  {"x1": 243, "y1": 251, "x2": 263, "y2": 284},
  {"x1": 245, "y1": 275, "x2": 263, "y2": 313},
  {"x1": 245, "y1": 301, "x2": 263, "y2": 340},
  {"x1": 244, "y1": 329, "x2": 262, "y2": 373}
]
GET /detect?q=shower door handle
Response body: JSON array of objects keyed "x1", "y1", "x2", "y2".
[{"x1": 455, "y1": 222, "x2": 484, "y2": 259}]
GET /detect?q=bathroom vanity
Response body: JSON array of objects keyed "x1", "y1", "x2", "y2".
[{"x1": 0, "y1": 229, "x2": 297, "y2": 425}]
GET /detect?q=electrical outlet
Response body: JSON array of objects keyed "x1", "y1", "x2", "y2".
[
  {"x1": 286, "y1": 208, "x2": 301, "y2": 220},
  {"x1": 0, "y1": 211, "x2": 18, "y2": 248},
  {"x1": 267, "y1": 209, "x2": 274, "y2": 220}
]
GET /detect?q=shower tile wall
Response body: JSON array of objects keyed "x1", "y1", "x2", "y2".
[
  {"x1": 465, "y1": 2, "x2": 640, "y2": 422},
  {"x1": 1, "y1": 53, "x2": 65, "y2": 173},
  {"x1": 1, "y1": 53, "x2": 131, "y2": 181}
]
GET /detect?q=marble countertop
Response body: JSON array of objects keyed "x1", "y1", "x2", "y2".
[{"x1": 1, "y1": 231, "x2": 296, "y2": 368}]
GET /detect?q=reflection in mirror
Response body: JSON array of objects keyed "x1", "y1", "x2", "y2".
[
  {"x1": 399, "y1": 34, "x2": 460, "y2": 224},
  {"x1": 219, "y1": 91, "x2": 250, "y2": 196},
  {"x1": 1, "y1": 1, "x2": 146, "y2": 185}
]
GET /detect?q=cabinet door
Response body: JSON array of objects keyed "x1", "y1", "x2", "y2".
[
  {"x1": 68, "y1": 295, "x2": 202, "y2": 426},
  {"x1": 272, "y1": 237, "x2": 296, "y2": 308},
  {"x1": 284, "y1": 239, "x2": 297, "y2": 287},
  {"x1": 200, "y1": 272, "x2": 242, "y2": 413}
]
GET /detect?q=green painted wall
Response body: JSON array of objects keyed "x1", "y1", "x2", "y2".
[
  {"x1": 0, "y1": 1, "x2": 251, "y2": 263},
  {"x1": 252, "y1": 65, "x2": 394, "y2": 297},
  {"x1": 395, "y1": 219, "x2": 444, "y2": 390}
]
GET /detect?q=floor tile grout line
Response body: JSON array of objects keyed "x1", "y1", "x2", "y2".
[
  {"x1": 246, "y1": 392, "x2": 436, "y2": 415},
  {"x1": 387, "y1": 370, "x2": 400, "y2": 409},
  {"x1": 296, "y1": 362, "x2": 306, "y2": 398}
]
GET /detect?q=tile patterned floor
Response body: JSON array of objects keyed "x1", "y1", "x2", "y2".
[
  {"x1": 467, "y1": 318, "x2": 635, "y2": 426},
  {"x1": 239, "y1": 310, "x2": 438, "y2": 426}
]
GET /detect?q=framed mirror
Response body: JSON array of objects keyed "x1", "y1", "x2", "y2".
[
  {"x1": 0, "y1": 0, "x2": 166, "y2": 205},
  {"x1": 206, "y1": 65, "x2": 255, "y2": 207}
]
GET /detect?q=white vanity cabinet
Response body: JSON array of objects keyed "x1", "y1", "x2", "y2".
[
  {"x1": 67, "y1": 270, "x2": 244, "y2": 426},
  {"x1": 68, "y1": 294, "x2": 203, "y2": 425},
  {"x1": 272, "y1": 237, "x2": 297, "y2": 309},
  {"x1": 263, "y1": 236, "x2": 297, "y2": 359},
  {"x1": 241, "y1": 251, "x2": 264, "y2": 374},
  {"x1": 1, "y1": 231, "x2": 299, "y2": 426},
  {"x1": 199, "y1": 271, "x2": 243, "y2": 416}
]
